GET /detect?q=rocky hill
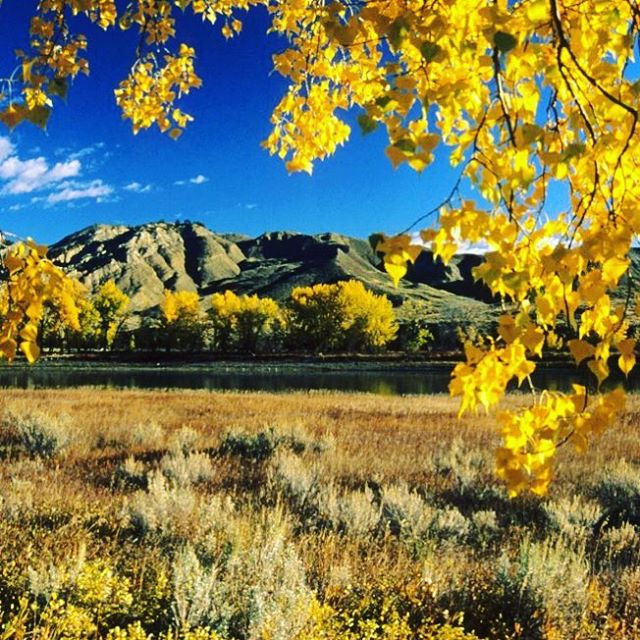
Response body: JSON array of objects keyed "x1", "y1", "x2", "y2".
[{"x1": 48, "y1": 220, "x2": 497, "y2": 327}]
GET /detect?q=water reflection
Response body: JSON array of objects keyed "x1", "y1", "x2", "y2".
[{"x1": 0, "y1": 362, "x2": 636, "y2": 395}]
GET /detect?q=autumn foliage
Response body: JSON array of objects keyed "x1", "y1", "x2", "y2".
[
  {"x1": 210, "y1": 290, "x2": 286, "y2": 352},
  {"x1": 288, "y1": 281, "x2": 398, "y2": 352},
  {"x1": 157, "y1": 282, "x2": 397, "y2": 353},
  {"x1": 0, "y1": 242, "x2": 79, "y2": 363}
]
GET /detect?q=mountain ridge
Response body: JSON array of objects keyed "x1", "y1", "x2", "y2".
[{"x1": 46, "y1": 220, "x2": 502, "y2": 334}]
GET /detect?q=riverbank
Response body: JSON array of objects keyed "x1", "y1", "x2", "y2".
[
  {"x1": 0, "y1": 389, "x2": 638, "y2": 639},
  {"x1": 27, "y1": 348, "x2": 580, "y2": 367}
]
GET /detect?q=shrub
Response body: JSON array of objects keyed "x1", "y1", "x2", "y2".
[
  {"x1": 1, "y1": 475, "x2": 37, "y2": 520},
  {"x1": 189, "y1": 516, "x2": 313, "y2": 640},
  {"x1": 161, "y1": 451, "x2": 214, "y2": 487},
  {"x1": 596, "y1": 523, "x2": 640, "y2": 570},
  {"x1": 95, "y1": 420, "x2": 164, "y2": 451},
  {"x1": 448, "y1": 535, "x2": 589, "y2": 639},
  {"x1": 434, "y1": 441, "x2": 506, "y2": 513},
  {"x1": 468, "y1": 510, "x2": 500, "y2": 549},
  {"x1": 242, "y1": 528, "x2": 312, "y2": 640},
  {"x1": 310, "y1": 577, "x2": 478, "y2": 640},
  {"x1": 9, "y1": 409, "x2": 74, "y2": 458},
  {"x1": 115, "y1": 456, "x2": 147, "y2": 490},
  {"x1": 171, "y1": 545, "x2": 232, "y2": 633},
  {"x1": 321, "y1": 487, "x2": 382, "y2": 537},
  {"x1": 219, "y1": 426, "x2": 328, "y2": 462},
  {"x1": 591, "y1": 462, "x2": 640, "y2": 534},
  {"x1": 28, "y1": 557, "x2": 133, "y2": 633},
  {"x1": 218, "y1": 429, "x2": 278, "y2": 461},
  {"x1": 379, "y1": 482, "x2": 434, "y2": 539},
  {"x1": 128, "y1": 471, "x2": 197, "y2": 537},
  {"x1": 269, "y1": 451, "x2": 327, "y2": 527},
  {"x1": 544, "y1": 495, "x2": 601, "y2": 543},
  {"x1": 169, "y1": 427, "x2": 201, "y2": 456}
]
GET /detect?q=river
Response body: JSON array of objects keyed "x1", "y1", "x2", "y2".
[{"x1": 0, "y1": 360, "x2": 633, "y2": 395}]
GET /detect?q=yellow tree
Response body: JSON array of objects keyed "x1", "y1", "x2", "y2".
[
  {"x1": 3, "y1": 0, "x2": 640, "y2": 493},
  {"x1": 288, "y1": 283, "x2": 345, "y2": 352},
  {"x1": 93, "y1": 280, "x2": 131, "y2": 350},
  {"x1": 161, "y1": 290, "x2": 207, "y2": 351},
  {"x1": 40, "y1": 277, "x2": 92, "y2": 351},
  {"x1": 74, "y1": 294, "x2": 103, "y2": 350},
  {"x1": 289, "y1": 281, "x2": 397, "y2": 352},
  {"x1": 338, "y1": 280, "x2": 398, "y2": 352},
  {"x1": 210, "y1": 290, "x2": 285, "y2": 353}
]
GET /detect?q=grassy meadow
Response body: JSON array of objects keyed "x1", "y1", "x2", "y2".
[{"x1": 0, "y1": 389, "x2": 639, "y2": 640}]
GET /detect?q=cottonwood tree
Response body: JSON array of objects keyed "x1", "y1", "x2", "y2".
[
  {"x1": 288, "y1": 283, "x2": 346, "y2": 352},
  {"x1": 210, "y1": 290, "x2": 286, "y2": 353},
  {"x1": 1, "y1": 0, "x2": 639, "y2": 494},
  {"x1": 92, "y1": 280, "x2": 130, "y2": 349},
  {"x1": 336, "y1": 280, "x2": 398, "y2": 352},
  {"x1": 288, "y1": 281, "x2": 397, "y2": 352},
  {"x1": 161, "y1": 290, "x2": 207, "y2": 351}
]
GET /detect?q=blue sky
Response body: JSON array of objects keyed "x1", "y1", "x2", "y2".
[{"x1": 0, "y1": 3, "x2": 462, "y2": 244}]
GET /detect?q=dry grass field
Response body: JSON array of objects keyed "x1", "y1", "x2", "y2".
[{"x1": 0, "y1": 388, "x2": 639, "y2": 640}]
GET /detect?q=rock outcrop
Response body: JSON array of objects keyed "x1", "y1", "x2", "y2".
[{"x1": 50, "y1": 222, "x2": 245, "y2": 312}]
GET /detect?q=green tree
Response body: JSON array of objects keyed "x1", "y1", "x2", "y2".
[{"x1": 394, "y1": 301, "x2": 435, "y2": 353}]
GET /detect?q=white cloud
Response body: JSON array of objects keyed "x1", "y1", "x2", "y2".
[
  {"x1": 0, "y1": 136, "x2": 81, "y2": 195},
  {"x1": 124, "y1": 181, "x2": 152, "y2": 193},
  {"x1": 68, "y1": 142, "x2": 105, "y2": 161},
  {"x1": 174, "y1": 175, "x2": 208, "y2": 186},
  {"x1": 0, "y1": 137, "x2": 113, "y2": 206},
  {"x1": 46, "y1": 179, "x2": 113, "y2": 204},
  {"x1": 0, "y1": 138, "x2": 14, "y2": 164},
  {"x1": 411, "y1": 230, "x2": 489, "y2": 255}
]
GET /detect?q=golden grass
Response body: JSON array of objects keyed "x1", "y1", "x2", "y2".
[{"x1": 0, "y1": 388, "x2": 639, "y2": 639}]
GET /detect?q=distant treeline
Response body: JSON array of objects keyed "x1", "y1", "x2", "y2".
[{"x1": 40, "y1": 278, "x2": 473, "y2": 355}]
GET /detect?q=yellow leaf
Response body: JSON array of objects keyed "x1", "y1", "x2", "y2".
[
  {"x1": 602, "y1": 256, "x2": 629, "y2": 286},
  {"x1": 588, "y1": 358, "x2": 609, "y2": 386},
  {"x1": 498, "y1": 315, "x2": 518, "y2": 344},
  {"x1": 0, "y1": 338, "x2": 17, "y2": 362},
  {"x1": 521, "y1": 326, "x2": 545, "y2": 357},
  {"x1": 19, "y1": 323, "x2": 38, "y2": 342},
  {"x1": 385, "y1": 145, "x2": 406, "y2": 169},
  {"x1": 383, "y1": 259, "x2": 407, "y2": 287},
  {"x1": 3, "y1": 253, "x2": 23, "y2": 274},
  {"x1": 526, "y1": 0, "x2": 548, "y2": 23},
  {"x1": 568, "y1": 339, "x2": 595, "y2": 365},
  {"x1": 20, "y1": 341, "x2": 40, "y2": 364},
  {"x1": 0, "y1": 104, "x2": 27, "y2": 130},
  {"x1": 618, "y1": 338, "x2": 636, "y2": 376}
]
